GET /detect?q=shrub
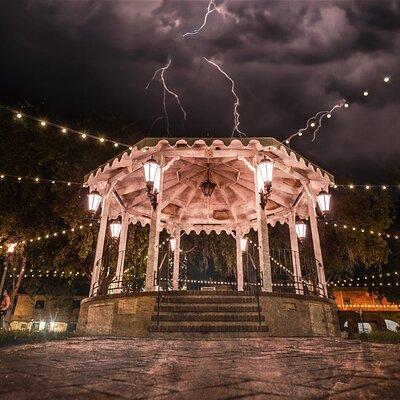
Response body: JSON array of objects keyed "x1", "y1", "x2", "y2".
[
  {"x1": 357, "y1": 330, "x2": 400, "y2": 344},
  {"x1": 0, "y1": 330, "x2": 71, "y2": 347}
]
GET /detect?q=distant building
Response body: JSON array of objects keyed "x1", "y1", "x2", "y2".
[
  {"x1": 332, "y1": 287, "x2": 400, "y2": 312},
  {"x1": 10, "y1": 294, "x2": 84, "y2": 332}
]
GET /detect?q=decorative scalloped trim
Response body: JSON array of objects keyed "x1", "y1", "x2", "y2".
[{"x1": 85, "y1": 138, "x2": 334, "y2": 186}]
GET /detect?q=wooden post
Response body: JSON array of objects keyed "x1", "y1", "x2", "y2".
[
  {"x1": 253, "y1": 164, "x2": 272, "y2": 293},
  {"x1": 288, "y1": 211, "x2": 303, "y2": 295},
  {"x1": 145, "y1": 158, "x2": 164, "y2": 292},
  {"x1": 257, "y1": 207, "x2": 273, "y2": 292},
  {"x1": 114, "y1": 213, "x2": 129, "y2": 294},
  {"x1": 172, "y1": 229, "x2": 181, "y2": 291},
  {"x1": 235, "y1": 230, "x2": 244, "y2": 291},
  {"x1": 307, "y1": 195, "x2": 327, "y2": 296},
  {"x1": 90, "y1": 193, "x2": 110, "y2": 296}
]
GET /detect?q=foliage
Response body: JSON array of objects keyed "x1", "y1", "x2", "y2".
[
  {"x1": 182, "y1": 231, "x2": 236, "y2": 279},
  {"x1": 0, "y1": 330, "x2": 71, "y2": 347},
  {"x1": 321, "y1": 189, "x2": 393, "y2": 280},
  {"x1": 356, "y1": 331, "x2": 400, "y2": 344}
]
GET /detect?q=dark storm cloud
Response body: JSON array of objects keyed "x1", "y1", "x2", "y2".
[{"x1": 0, "y1": 0, "x2": 400, "y2": 180}]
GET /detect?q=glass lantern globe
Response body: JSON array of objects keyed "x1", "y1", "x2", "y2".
[
  {"x1": 88, "y1": 191, "x2": 102, "y2": 213},
  {"x1": 109, "y1": 217, "x2": 122, "y2": 239},
  {"x1": 240, "y1": 237, "x2": 248, "y2": 252},
  {"x1": 295, "y1": 219, "x2": 307, "y2": 240},
  {"x1": 317, "y1": 190, "x2": 331, "y2": 213},
  {"x1": 257, "y1": 158, "x2": 274, "y2": 186},
  {"x1": 143, "y1": 159, "x2": 160, "y2": 190},
  {"x1": 170, "y1": 237, "x2": 177, "y2": 252}
]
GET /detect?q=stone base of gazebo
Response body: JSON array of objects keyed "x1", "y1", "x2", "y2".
[{"x1": 77, "y1": 292, "x2": 340, "y2": 338}]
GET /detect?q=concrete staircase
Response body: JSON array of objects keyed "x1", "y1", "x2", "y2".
[{"x1": 149, "y1": 291, "x2": 269, "y2": 338}]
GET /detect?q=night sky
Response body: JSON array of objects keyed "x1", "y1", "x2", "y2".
[{"x1": 1, "y1": 0, "x2": 400, "y2": 182}]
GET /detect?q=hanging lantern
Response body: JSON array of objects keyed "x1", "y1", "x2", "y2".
[
  {"x1": 257, "y1": 158, "x2": 274, "y2": 189},
  {"x1": 295, "y1": 219, "x2": 307, "y2": 240},
  {"x1": 170, "y1": 237, "x2": 177, "y2": 252},
  {"x1": 257, "y1": 158, "x2": 274, "y2": 209},
  {"x1": 109, "y1": 217, "x2": 122, "y2": 239},
  {"x1": 240, "y1": 237, "x2": 248, "y2": 252},
  {"x1": 317, "y1": 190, "x2": 331, "y2": 213},
  {"x1": 87, "y1": 191, "x2": 102, "y2": 213},
  {"x1": 200, "y1": 168, "x2": 216, "y2": 197},
  {"x1": 143, "y1": 159, "x2": 160, "y2": 190}
]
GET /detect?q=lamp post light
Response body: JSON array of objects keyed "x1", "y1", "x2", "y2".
[
  {"x1": 170, "y1": 237, "x2": 177, "y2": 252},
  {"x1": 87, "y1": 190, "x2": 102, "y2": 214},
  {"x1": 143, "y1": 159, "x2": 161, "y2": 209},
  {"x1": 240, "y1": 237, "x2": 248, "y2": 252},
  {"x1": 295, "y1": 219, "x2": 307, "y2": 242},
  {"x1": 0, "y1": 242, "x2": 17, "y2": 294},
  {"x1": 317, "y1": 190, "x2": 331, "y2": 214},
  {"x1": 6, "y1": 243, "x2": 17, "y2": 254},
  {"x1": 109, "y1": 217, "x2": 122, "y2": 240},
  {"x1": 257, "y1": 158, "x2": 274, "y2": 209}
]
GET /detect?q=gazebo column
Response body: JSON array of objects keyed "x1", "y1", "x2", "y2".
[
  {"x1": 235, "y1": 230, "x2": 244, "y2": 291},
  {"x1": 288, "y1": 211, "x2": 303, "y2": 295},
  {"x1": 307, "y1": 195, "x2": 327, "y2": 296},
  {"x1": 145, "y1": 159, "x2": 164, "y2": 292},
  {"x1": 257, "y1": 208, "x2": 273, "y2": 292},
  {"x1": 114, "y1": 213, "x2": 129, "y2": 294},
  {"x1": 172, "y1": 229, "x2": 181, "y2": 291},
  {"x1": 145, "y1": 208, "x2": 161, "y2": 291},
  {"x1": 90, "y1": 194, "x2": 111, "y2": 296}
]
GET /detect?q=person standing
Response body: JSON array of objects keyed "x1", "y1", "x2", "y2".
[{"x1": 0, "y1": 289, "x2": 11, "y2": 329}]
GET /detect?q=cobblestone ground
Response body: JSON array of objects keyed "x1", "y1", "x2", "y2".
[{"x1": 0, "y1": 337, "x2": 399, "y2": 399}]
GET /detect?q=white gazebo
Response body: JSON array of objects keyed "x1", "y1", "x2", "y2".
[{"x1": 85, "y1": 137, "x2": 333, "y2": 297}]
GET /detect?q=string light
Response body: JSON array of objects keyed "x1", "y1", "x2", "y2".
[
  {"x1": 333, "y1": 183, "x2": 398, "y2": 190},
  {"x1": 329, "y1": 271, "x2": 399, "y2": 285},
  {"x1": 283, "y1": 74, "x2": 394, "y2": 145},
  {"x1": 0, "y1": 172, "x2": 83, "y2": 187},
  {"x1": 324, "y1": 221, "x2": 399, "y2": 241},
  {"x1": 337, "y1": 304, "x2": 400, "y2": 309},
  {"x1": 283, "y1": 100, "x2": 347, "y2": 145},
  {"x1": 1, "y1": 104, "x2": 131, "y2": 149},
  {"x1": 0, "y1": 221, "x2": 96, "y2": 252}
]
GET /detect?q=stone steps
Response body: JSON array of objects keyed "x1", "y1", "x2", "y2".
[
  {"x1": 150, "y1": 324, "x2": 268, "y2": 333},
  {"x1": 149, "y1": 291, "x2": 268, "y2": 336},
  {"x1": 151, "y1": 313, "x2": 264, "y2": 322},
  {"x1": 157, "y1": 305, "x2": 260, "y2": 313},
  {"x1": 161, "y1": 296, "x2": 256, "y2": 304}
]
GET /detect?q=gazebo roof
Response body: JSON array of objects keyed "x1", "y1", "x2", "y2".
[{"x1": 85, "y1": 137, "x2": 333, "y2": 235}]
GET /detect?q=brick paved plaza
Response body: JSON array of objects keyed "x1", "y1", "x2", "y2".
[{"x1": 0, "y1": 337, "x2": 399, "y2": 399}]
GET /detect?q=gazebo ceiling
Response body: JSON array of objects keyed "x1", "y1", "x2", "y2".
[{"x1": 85, "y1": 137, "x2": 334, "y2": 234}]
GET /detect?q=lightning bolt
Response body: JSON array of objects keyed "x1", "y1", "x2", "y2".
[
  {"x1": 183, "y1": 0, "x2": 218, "y2": 37},
  {"x1": 283, "y1": 100, "x2": 347, "y2": 145},
  {"x1": 146, "y1": 59, "x2": 187, "y2": 135},
  {"x1": 203, "y1": 57, "x2": 246, "y2": 137}
]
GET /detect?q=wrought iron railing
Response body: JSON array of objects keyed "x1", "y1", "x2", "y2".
[{"x1": 90, "y1": 246, "x2": 326, "y2": 299}]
